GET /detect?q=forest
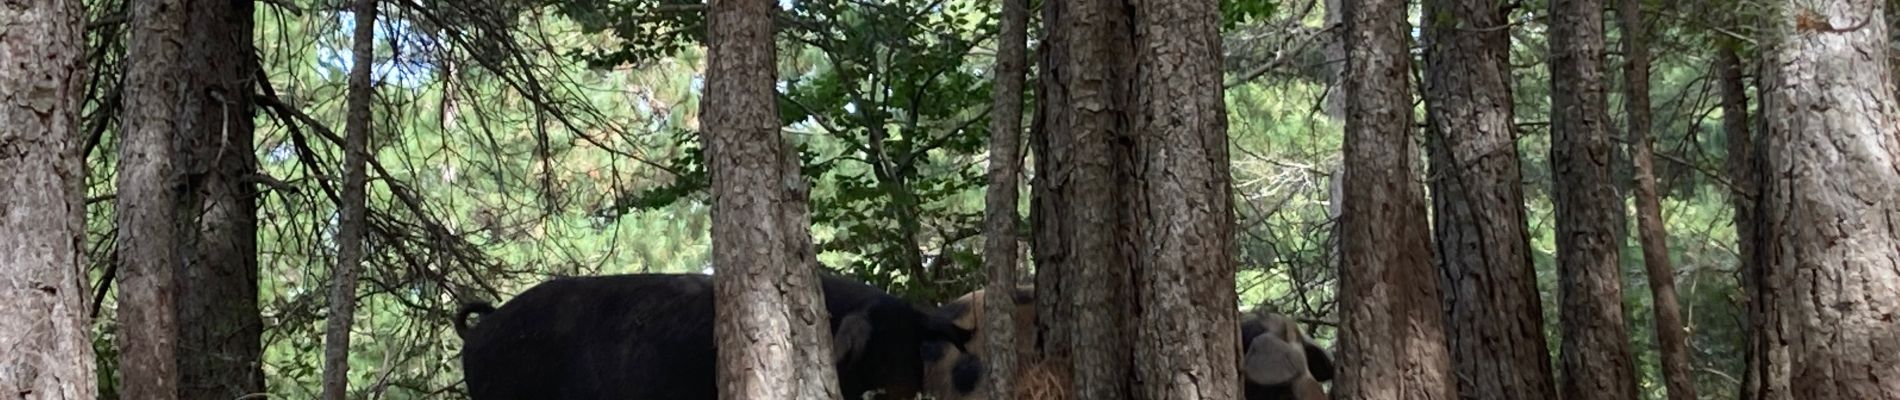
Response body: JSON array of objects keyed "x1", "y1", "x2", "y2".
[{"x1": 2, "y1": 0, "x2": 1897, "y2": 397}]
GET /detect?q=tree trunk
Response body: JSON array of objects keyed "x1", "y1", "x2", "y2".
[
  {"x1": 1548, "y1": 0, "x2": 1640, "y2": 397},
  {"x1": 1129, "y1": 0, "x2": 1240, "y2": 396},
  {"x1": 1333, "y1": 0, "x2": 1460, "y2": 398},
  {"x1": 1756, "y1": 1, "x2": 1900, "y2": 397},
  {"x1": 1028, "y1": 38, "x2": 1069, "y2": 365},
  {"x1": 175, "y1": 0, "x2": 264, "y2": 396},
  {"x1": 1719, "y1": 39, "x2": 1766, "y2": 400},
  {"x1": 1321, "y1": 0, "x2": 1344, "y2": 120},
  {"x1": 176, "y1": 0, "x2": 264, "y2": 397},
  {"x1": 1323, "y1": 0, "x2": 1345, "y2": 269},
  {"x1": 981, "y1": 0, "x2": 1030, "y2": 392},
  {"x1": 1027, "y1": 0, "x2": 1257, "y2": 397},
  {"x1": 1420, "y1": 0, "x2": 1558, "y2": 398},
  {"x1": 703, "y1": 0, "x2": 842, "y2": 396},
  {"x1": 321, "y1": 0, "x2": 378, "y2": 397},
  {"x1": 1618, "y1": 2, "x2": 1698, "y2": 399},
  {"x1": 117, "y1": 0, "x2": 188, "y2": 395},
  {"x1": 1029, "y1": 0, "x2": 1140, "y2": 396},
  {"x1": 0, "y1": 0, "x2": 98, "y2": 397}
]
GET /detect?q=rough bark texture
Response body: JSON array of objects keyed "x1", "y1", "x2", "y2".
[
  {"x1": 1319, "y1": 0, "x2": 1344, "y2": 120},
  {"x1": 1618, "y1": 2, "x2": 1698, "y2": 399},
  {"x1": 1549, "y1": 0, "x2": 1641, "y2": 397},
  {"x1": 981, "y1": 0, "x2": 1030, "y2": 393},
  {"x1": 1321, "y1": 0, "x2": 1345, "y2": 271},
  {"x1": 176, "y1": 0, "x2": 265, "y2": 398},
  {"x1": 1333, "y1": 0, "x2": 1459, "y2": 398},
  {"x1": 117, "y1": 0, "x2": 188, "y2": 395},
  {"x1": 1419, "y1": 0, "x2": 1558, "y2": 398},
  {"x1": 1130, "y1": 0, "x2": 1240, "y2": 396},
  {"x1": 1028, "y1": 0, "x2": 1140, "y2": 396},
  {"x1": 1756, "y1": 0, "x2": 1900, "y2": 397},
  {"x1": 1720, "y1": 40, "x2": 1766, "y2": 400},
  {"x1": 321, "y1": 0, "x2": 377, "y2": 398},
  {"x1": 1028, "y1": 31, "x2": 1070, "y2": 366},
  {"x1": 0, "y1": 0, "x2": 99, "y2": 397},
  {"x1": 703, "y1": 0, "x2": 842, "y2": 396},
  {"x1": 1028, "y1": 0, "x2": 1250, "y2": 396}
]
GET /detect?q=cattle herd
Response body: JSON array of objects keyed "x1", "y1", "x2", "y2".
[{"x1": 453, "y1": 273, "x2": 1335, "y2": 400}]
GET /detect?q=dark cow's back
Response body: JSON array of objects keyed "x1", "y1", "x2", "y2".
[
  {"x1": 457, "y1": 272, "x2": 971, "y2": 400},
  {"x1": 460, "y1": 274, "x2": 718, "y2": 399}
]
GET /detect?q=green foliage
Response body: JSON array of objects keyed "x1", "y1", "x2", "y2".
[
  {"x1": 1227, "y1": 79, "x2": 1342, "y2": 325},
  {"x1": 1221, "y1": 0, "x2": 1278, "y2": 29},
  {"x1": 556, "y1": 0, "x2": 707, "y2": 68},
  {"x1": 573, "y1": 0, "x2": 1004, "y2": 301}
]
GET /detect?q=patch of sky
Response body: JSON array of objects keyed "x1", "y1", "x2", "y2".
[
  {"x1": 319, "y1": 9, "x2": 439, "y2": 89},
  {"x1": 267, "y1": 142, "x2": 295, "y2": 163}
]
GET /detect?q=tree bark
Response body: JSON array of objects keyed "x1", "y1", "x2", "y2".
[
  {"x1": 1027, "y1": 0, "x2": 1256, "y2": 397},
  {"x1": 1027, "y1": 24, "x2": 1067, "y2": 366},
  {"x1": 1321, "y1": 0, "x2": 1344, "y2": 120},
  {"x1": 1618, "y1": 1, "x2": 1698, "y2": 399},
  {"x1": 321, "y1": 0, "x2": 377, "y2": 398},
  {"x1": 1029, "y1": 0, "x2": 1140, "y2": 396},
  {"x1": 1420, "y1": 0, "x2": 1559, "y2": 398},
  {"x1": 1129, "y1": 0, "x2": 1240, "y2": 396},
  {"x1": 176, "y1": 0, "x2": 264, "y2": 397},
  {"x1": 1333, "y1": 0, "x2": 1459, "y2": 398},
  {"x1": 981, "y1": 0, "x2": 1030, "y2": 393},
  {"x1": 1028, "y1": 33, "x2": 1069, "y2": 364},
  {"x1": 1756, "y1": 0, "x2": 1900, "y2": 397},
  {"x1": 1719, "y1": 39, "x2": 1767, "y2": 400},
  {"x1": 1323, "y1": 0, "x2": 1345, "y2": 270},
  {"x1": 0, "y1": 0, "x2": 98, "y2": 397},
  {"x1": 117, "y1": 0, "x2": 188, "y2": 395},
  {"x1": 703, "y1": 0, "x2": 842, "y2": 396},
  {"x1": 1549, "y1": 0, "x2": 1641, "y2": 397}
]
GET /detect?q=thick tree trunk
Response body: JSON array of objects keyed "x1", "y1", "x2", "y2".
[
  {"x1": 1548, "y1": 0, "x2": 1641, "y2": 398},
  {"x1": 321, "y1": 0, "x2": 378, "y2": 398},
  {"x1": 1026, "y1": 0, "x2": 1257, "y2": 397},
  {"x1": 117, "y1": 0, "x2": 188, "y2": 396},
  {"x1": 1129, "y1": 0, "x2": 1240, "y2": 396},
  {"x1": 0, "y1": 0, "x2": 98, "y2": 397},
  {"x1": 981, "y1": 0, "x2": 1030, "y2": 393},
  {"x1": 1029, "y1": 0, "x2": 1140, "y2": 396},
  {"x1": 703, "y1": 0, "x2": 842, "y2": 396},
  {"x1": 1033, "y1": 53, "x2": 1079, "y2": 369},
  {"x1": 1333, "y1": 0, "x2": 1459, "y2": 399},
  {"x1": 176, "y1": 0, "x2": 265, "y2": 397},
  {"x1": 1420, "y1": 0, "x2": 1558, "y2": 398},
  {"x1": 1756, "y1": 1, "x2": 1900, "y2": 397},
  {"x1": 1618, "y1": 2, "x2": 1698, "y2": 399},
  {"x1": 1719, "y1": 40, "x2": 1766, "y2": 400}
]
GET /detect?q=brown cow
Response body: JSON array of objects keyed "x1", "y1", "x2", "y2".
[{"x1": 922, "y1": 288, "x2": 1334, "y2": 400}]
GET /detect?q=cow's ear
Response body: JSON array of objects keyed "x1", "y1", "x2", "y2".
[
  {"x1": 1272, "y1": 313, "x2": 1334, "y2": 382},
  {"x1": 1303, "y1": 339, "x2": 1335, "y2": 382},
  {"x1": 921, "y1": 312, "x2": 976, "y2": 353},
  {"x1": 833, "y1": 311, "x2": 874, "y2": 364}
]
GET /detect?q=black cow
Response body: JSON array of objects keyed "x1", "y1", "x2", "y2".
[
  {"x1": 454, "y1": 273, "x2": 974, "y2": 400},
  {"x1": 921, "y1": 288, "x2": 1335, "y2": 400}
]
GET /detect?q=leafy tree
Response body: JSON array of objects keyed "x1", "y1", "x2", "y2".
[{"x1": 568, "y1": 0, "x2": 1004, "y2": 301}]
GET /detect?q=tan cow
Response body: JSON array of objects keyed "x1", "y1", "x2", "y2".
[{"x1": 922, "y1": 288, "x2": 1334, "y2": 400}]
